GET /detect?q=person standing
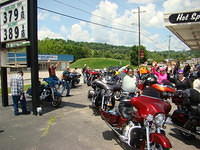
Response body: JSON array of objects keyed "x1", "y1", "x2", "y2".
[
  {"x1": 47, "y1": 59, "x2": 59, "y2": 80},
  {"x1": 183, "y1": 63, "x2": 191, "y2": 77},
  {"x1": 61, "y1": 67, "x2": 71, "y2": 96},
  {"x1": 10, "y1": 71, "x2": 29, "y2": 116},
  {"x1": 82, "y1": 64, "x2": 87, "y2": 83}
]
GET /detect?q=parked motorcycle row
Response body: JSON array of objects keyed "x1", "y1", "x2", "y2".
[
  {"x1": 84, "y1": 67, "x2": 200, "y2": 150},
  {"x1": 26, "y1": 71, "x2": 81, "y2": 108}
]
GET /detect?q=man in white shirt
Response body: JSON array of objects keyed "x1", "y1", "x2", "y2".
[{"x1": 118, "y1": 65, "x2": 137, "y2": 94}]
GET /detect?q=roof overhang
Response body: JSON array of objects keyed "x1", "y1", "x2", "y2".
[{"x1": 164, "y1": 10, "x2": 200, "y2": 50}]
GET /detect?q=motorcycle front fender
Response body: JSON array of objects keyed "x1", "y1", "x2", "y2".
[
  {"x1": 150, "y1": 133, "x2": 172, "y2": 148},
  {"x1": 54, "y1": 91, "x2": 62, "y2": 97}
]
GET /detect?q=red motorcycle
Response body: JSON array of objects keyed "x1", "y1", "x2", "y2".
[
  {"x1": 137, "y1": 73, "x2": 176, "y2": 101},
  {"x1": 86, "y1": 70, "x2": 101, "y2": 86},
  {"x1": 101, "y1": 95, "x2": 172, "y2": 150}
]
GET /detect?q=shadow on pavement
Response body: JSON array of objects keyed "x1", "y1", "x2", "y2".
[
  {"x1": 169, "y1": 128, "x2": 200, "y2": 149},
  {"x1": 71, "y1": 84, "x2": 82, "y2": 89},
  {"x1": 60, "y1": 101, "x2": 87, "y2": 108},
  {"x1": 0, "y1": 130, "x2": 4, "y2": 133},
  {"x1": 88, "y1": 105, "x2": 100, "y2": 116},
  {"x1": 102, "y1": 130, "x2": 132, "y2": 150}
]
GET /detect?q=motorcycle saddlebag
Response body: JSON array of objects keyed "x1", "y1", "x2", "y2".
[{"x1": 171, "y1": 110, "x2": 188, "y2": 126}]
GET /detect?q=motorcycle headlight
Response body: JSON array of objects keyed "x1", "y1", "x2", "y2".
[
  {"x1": 154, "y1": 113, "x2": 165, "y2": 127},
  {"x1": 146, "y1": 114, "x2": 154, "y2": 122}
]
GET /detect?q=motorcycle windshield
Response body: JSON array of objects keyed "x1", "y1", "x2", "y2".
[{"x1": 131, "y1": 96, "x2": 170, "y2": 118}]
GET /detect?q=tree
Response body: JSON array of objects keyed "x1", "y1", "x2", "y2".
[{"x1": 130, "y1": 45, "x2": 147, "y2": 66}]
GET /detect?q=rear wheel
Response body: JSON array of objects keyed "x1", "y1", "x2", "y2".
[{"x1": 51, "y1": 96, "x2": 62, "y2": 107}]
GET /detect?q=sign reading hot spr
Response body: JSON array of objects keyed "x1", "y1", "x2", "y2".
[
  {"x1": 0, "y1": 0, "x2": 28, "y2": 43},
  {"x1": 169, "y1": 11, "x2": 200, "y2": 24}
]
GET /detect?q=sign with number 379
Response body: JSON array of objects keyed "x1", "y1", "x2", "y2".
[{"x1": 0, "y1": 0, "x2": 28, "y2": 43}]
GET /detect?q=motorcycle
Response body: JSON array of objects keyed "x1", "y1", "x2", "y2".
[
  {"x1": 27, "y1": 77, "x2": 62, "y2": 107},
  {"x1": 137, "y1": 73, "x2": 176, "y2": 101},
  {"x1": 69, "y1": 72, "x2": 81, "y2": 88},
  {"x1": 86, "y1": 70, "x2": 101, "y2": 86},
  {"x1": 100, "y1": 95, "x2": 172, "y2": 150},
  {"x1": 170, "y1": 88, "x2": 200, "y2": 140},
  {"x1": 88, "y1": 78, "x2": 122, "y2": 112}
]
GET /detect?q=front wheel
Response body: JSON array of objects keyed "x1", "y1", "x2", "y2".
[
  {"x1": 151, "y1": 143, "x2": 170, "y2": 150},
  {"x1": 51, "y1": 96, "x2": 62, "y2": 107},
  {"x1": 140, "y1": 141, "x2": 170, "y2": 150}
]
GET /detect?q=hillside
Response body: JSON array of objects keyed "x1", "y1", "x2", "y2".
[{"x1": 70, "y1": 58, "x2": 129, "y2": 69}]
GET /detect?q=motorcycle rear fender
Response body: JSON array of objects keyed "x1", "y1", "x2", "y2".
[{"x1": 150, "y1": 133, "x2": 172, "y2": 148}]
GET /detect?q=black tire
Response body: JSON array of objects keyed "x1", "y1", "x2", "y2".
[
  {"x1": 87, "y1": 80, "x2": 91, "y2": 86},
  {"x1": 51, "y1": 96, "x2": 62, "y2": 107}
]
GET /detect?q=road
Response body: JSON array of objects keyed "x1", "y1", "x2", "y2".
[{"x1": 0, "y1": 82, "x2": 200, "y2": 150}]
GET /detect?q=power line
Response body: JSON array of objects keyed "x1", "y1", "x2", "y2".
[
  {"x1": 52, "y1": 0, "x2": 136, "y2": 30},
  {"x1": 38, "y1": 7, "x2": 167, "y2": 50},
  {"x1": 38, "y1": 7, "x2": 138, "y2": 33}
]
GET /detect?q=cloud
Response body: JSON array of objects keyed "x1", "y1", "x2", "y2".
[
  {"x1": 60, "y1": 25, "x2": 68, "y2": 33},
  {"x1": 38, "y1": 12, "x2": 48, "y2": 20},
  {"x1": 38, "y1": 27, "x2": 64, "y2": 40},
  {"x1": 163, "y1": 0, "x2": 200, "y2": 13},
  {"x1": 68, "y1": 23, "x2": 91, "y2": 42},
  {"x1": 64, "y1": 0, "x2": 189, "y2": 51},
  {"x1": 127, "y1": 0, "x2": 156, "y2": 4},
  {"x1": 52, "y1": 15, "x2": 61, "y2": 21}
]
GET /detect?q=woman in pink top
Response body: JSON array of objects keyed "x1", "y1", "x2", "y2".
[{"x1": 151, "y1": 66, "x2": 168, "y2": 84}]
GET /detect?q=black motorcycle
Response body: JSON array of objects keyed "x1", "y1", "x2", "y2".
[
  {"x1": 88, "y1": 77, "x2": 121, "y2": 112},
  {"x1": 170, "y1": 88, "x2": 200, "y2": 140},
  {"x1": 27, "y1": 77, "x2": 62, "y2": 107},
  {"x1": 70, "y1": 72, "x2": 81, "y2": 88}
]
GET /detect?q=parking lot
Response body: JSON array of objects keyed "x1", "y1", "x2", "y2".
[{"x1": 0, "y1": 83, "x2": 200, "y2": 150}]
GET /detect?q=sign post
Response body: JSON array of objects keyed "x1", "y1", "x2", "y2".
[
  {"x1": 28, "y1": 0, "x2": 40, "y2": 115},
  {"x1": 0, "y1": 0, "x2": 40, "y2": 114}
]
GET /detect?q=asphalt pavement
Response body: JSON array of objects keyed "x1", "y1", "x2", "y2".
[{"x1": 0, "y1": 83, "x2": 200, "y2": 150}]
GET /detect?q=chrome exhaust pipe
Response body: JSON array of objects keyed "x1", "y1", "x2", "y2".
[
  {"x1": 104, "y1": 120, "x2": 128, "y2": 142},
  {"x1": 169, "y1": 123, "x2": 200, "y2": 140}
]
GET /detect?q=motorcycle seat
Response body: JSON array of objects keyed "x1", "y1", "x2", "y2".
[{"x1": 107, "y1": 84, "x2": 121, "y2": 91}]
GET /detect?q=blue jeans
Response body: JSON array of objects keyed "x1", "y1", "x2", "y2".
[
  {"x1": 12, "y1": 95, "x2": 27, "y2": 115},
  {"x1": 61, "y1": 80, "x2": 71, "y2": 96}
]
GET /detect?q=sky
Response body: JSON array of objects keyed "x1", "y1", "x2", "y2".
[{"x1": 38, "y1": 0, "x2": 200, "y2": 51}]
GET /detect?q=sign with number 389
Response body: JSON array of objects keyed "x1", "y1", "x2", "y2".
[{"x1": 0, "y1": 0, "x2": 28, "y2": 43}]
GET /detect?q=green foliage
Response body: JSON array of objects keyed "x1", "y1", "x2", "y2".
[
  {"x1": 0, "y1": 84, "x2": 31, "y2": 95},
  {"x1": 38, "y1": 38, "x2": 199, "y2": 64},
  {"x1": 70, "y1": 58, "x2": 129, "y2": 69},
  {"x1": 130, "y1": 45, "x2": 147, "y2": 65},
  {"x1": 38, "y1": 38, "x2": 132, "y2": 61}
]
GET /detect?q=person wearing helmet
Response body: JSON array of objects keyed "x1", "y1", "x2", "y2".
[
  {"x1": 151, "y1": 65, "x2": 169, "y2": 84},
  {"x1": 172, "y1": 69, "x2": 192, "y2": 90}
]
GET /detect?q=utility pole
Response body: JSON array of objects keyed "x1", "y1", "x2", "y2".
[
  {"x1": 168, "y1": 35, "x2": 172, "y2": 61},
  {"x1": 138, "y1": 7, "x2": 141, "y2": 66},
  {"x1": 133, "y1": 7, "x2": 145, "y2": 66}
]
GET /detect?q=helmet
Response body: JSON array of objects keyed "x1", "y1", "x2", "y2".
[
  {"x1": 144, "y1": 74, "x2": 157, "y2": 86},
  {"x1": 139, "y1": 67, "x2": 149, "y2": 74},
  {"x1": 178, "y1": 69, "x2": 184, "y2": 74},
  {"x1": 159, "y1": 66, "x2": 166, "y2": 71}
]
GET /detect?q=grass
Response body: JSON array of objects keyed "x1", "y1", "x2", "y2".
[
  {"x1": 0, "y1": 84, "x2": 31, "y2": 96},
  {"x1": 70, "y1": 58, "x2": 130, "y2": 69}
]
